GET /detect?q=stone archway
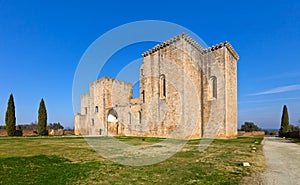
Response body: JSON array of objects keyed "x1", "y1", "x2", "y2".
[{"x1": 107, "y1": 109, "x2": 119, "y2": 135}]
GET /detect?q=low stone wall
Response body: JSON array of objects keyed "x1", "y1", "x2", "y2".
[
  {"x1": 49, "y1": 129, "x2": 64, "y2": 136},
  {"x1": 23, "y1": 130, "x2": 39, "y2": 136},
  {"x1": 0, "y1": 129, "x2": 39, "y2": 137},
  {"x1": 0, "y1": 129, "x2": 75, "y2": 136},
  {"x1": 64, "y1": 130, "x2": 74, "y2": 135},
  {"x1": 238, "y1": 131, "x2": 265, "y2": 137},
  {"x1": 0, "y1": 129, "x2": 7, "y2": 136}
]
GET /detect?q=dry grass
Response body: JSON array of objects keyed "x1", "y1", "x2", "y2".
[{"x1": 0, "y1": 136, "x2": 264, "y2": 184}]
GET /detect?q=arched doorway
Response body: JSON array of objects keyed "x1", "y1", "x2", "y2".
[{"x1": 107, "y1": 109, "x2": 119, "y2": 135}]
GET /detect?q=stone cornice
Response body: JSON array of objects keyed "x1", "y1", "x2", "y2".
[
  {"x1": 224, "y1": 42, "x2": 239, "y2": 60},
  {"x1": 202, "y1": 42, "x2": 239, "y2": 60},
  {"x1": 142, "y1": 33, "x2": 203, "y2": 57},
  {"x1": 141, "y1": 33, "x2": 239, "y2": 60}
]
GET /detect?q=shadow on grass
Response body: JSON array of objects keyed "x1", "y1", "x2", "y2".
[{"x1": 0, "y1": 155, "x2": 100, "y2": 184}]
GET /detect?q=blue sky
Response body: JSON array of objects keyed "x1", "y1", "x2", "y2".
[{"x1": 0, "y1": 0, "x2": 299, "y2": 129}]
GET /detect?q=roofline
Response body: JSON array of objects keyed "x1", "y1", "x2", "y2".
[{"x1": 141, "y1": 33, "x2": 239, "y2": 60}]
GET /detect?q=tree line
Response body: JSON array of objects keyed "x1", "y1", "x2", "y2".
[
  {"x1": 0, "y1": 122, "x2": 64, "y2": 130},
  {"x1": 4, "y1": 94, "x2": 48, "y2": 136},
  {"x1": 240, "y1": 105, "x2": 300, "y2": 137}
]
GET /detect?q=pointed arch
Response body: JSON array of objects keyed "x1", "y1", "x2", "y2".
[
  {"x1": 128, "y1": 112, "x2": 131, "y2": 125},
  {"x1": 138, "y1": 111, "x2": 142, "y2": 124},
  {"x1": 160, "y1": 74, "x2": 166, "y2": 99},
  {"x1": 209, "y1": 76, "x2": 217, "y2": 99},
  {"x1": 141, "y1": 90, "x2": 145, "y2": 103},
  {"x1": 107, "y1": 109, "x2": 118, "y2": 122}
]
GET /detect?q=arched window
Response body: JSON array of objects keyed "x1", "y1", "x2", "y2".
[
  {"x1": 128, "y1": 112, "x2": 131, "y2": 125},
  {"x1": 160, "y1": 74, "x2": 166, "y2": 99},
  {"x1": 138, "y1": 111, "x2": 142, "y2": 124},
  {"x1": 141, "y1": 90, "x2": 145, "y2": 103},
  {"x1": 128, "y1": 112, "x2": 132, "y2": 132},
  {"x1": 91, "y1": 118, "x2": 94, "y2": 126},
  {"x1": 95, "y1": 106, "x2": 98, "y2": 113},
  {"x1": 209, "y1": 76, "x2": 217, "y2": 99}
]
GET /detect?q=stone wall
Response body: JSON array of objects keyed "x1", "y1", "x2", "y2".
[
  {"x1": 74, "y1": 34, "x2": 239, "y2": 139},
  {"x1": 238, "y1": 131, "x2": 265, "y2": 137},
  {"x1": 0, "y1": 129, "x2": 6, "y2": 136},
  {"x1": 75, "y1": 77, "x2": 133, "y2": 136},
  {"x1": 0, "y1": 129, "x2": 40, "y2": 137}
]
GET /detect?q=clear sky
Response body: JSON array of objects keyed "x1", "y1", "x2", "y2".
[{"x1": 0, "y1": 0, "x2": 299, "y2": 129}]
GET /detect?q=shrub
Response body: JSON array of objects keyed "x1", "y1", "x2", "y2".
[{"x1": 240, "y1": 122, "x2": 261, "y2": 132}]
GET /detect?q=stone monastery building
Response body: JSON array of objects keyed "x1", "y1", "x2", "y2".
[{"x1": 74, "y1": 34, "x2": 239, "y2": 139}]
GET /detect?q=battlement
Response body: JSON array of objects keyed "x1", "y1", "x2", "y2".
[
  {"x1": 202, "y1": 41, "x2": 239, "y2": 60},
  {"x1": 142, "y1": 33, "x2": 239, "y2": 60},
  {"x1": 142, "y1": 33, "x2": 203, "y2": 57},
  {"x1": 91, "y1": 76, "x2": 132, "y2": 87}
]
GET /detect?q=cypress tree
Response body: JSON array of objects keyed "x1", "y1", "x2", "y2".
[
  {"x1": 279, "y1": 105, "x2": 290, "y2": 137},
  {"x1": 38, "y1": 98, "x2": 47, "y2": 136},
  {"x1": 5, "y1": 94, "x2": 16, "y2": 136}
]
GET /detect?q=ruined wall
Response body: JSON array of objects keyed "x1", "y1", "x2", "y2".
[
  {"x1": 224, "y1": 44, "x2": 238, "y2": 138},
  {"x1": 141, "y1": 35, "x2": 203, "y2": 139},
  {"x1": 75, "y1": 77, "x2": 133, "y2": 136},
  {"x1": 203, "y1": 47, "x2": 227, "y2": 138},
  {"x1": 74, "y1": 34, "x2": 239, "y2": 139},
  {"x1": 201, "y1": 42, "x2": 239, "y2": 139},
  {"x1": 96, "y1": 77, "x2": 132, "y2": 136},
  {"x1": 74, "y1": 93, "x2": 90, "y2": 135}
]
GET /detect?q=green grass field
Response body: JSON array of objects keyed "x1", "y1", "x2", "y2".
[{"x1": 0, "y1": 136, "x2": 264, "y2": 185}]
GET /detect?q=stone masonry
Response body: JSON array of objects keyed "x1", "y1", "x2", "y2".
[{"x1": 74, "y1": 34, "x2": 239, "y2": 139}]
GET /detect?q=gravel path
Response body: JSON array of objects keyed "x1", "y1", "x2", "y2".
[{"x1": 262, "y1": 137, "x2": 300, "y2": 185}]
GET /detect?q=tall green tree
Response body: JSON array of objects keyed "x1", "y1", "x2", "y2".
[
  {"x1": 5, "y1": 94, "x2": 16, "y2": 136},
  {"x1": 240, "y1": 122, "x2": 261, "y2": 132},
  {"x1": 279, "y1": 105, "x2": 290, "y2": 137},
  {"x1": 38, "y1": 98, "x2": 47, "y2": 136}
]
